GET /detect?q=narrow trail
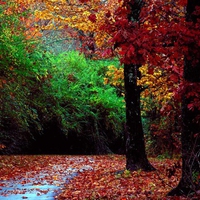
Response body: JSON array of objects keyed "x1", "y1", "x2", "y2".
[{"x1": 0, "y1": 155, "x2": 94, "y2": 199}]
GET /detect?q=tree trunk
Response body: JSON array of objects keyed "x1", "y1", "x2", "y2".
[
  {"x1": 124, "y1": 64, "x2": 155, "y2": 171},
  {"x1": 124, "y1": 0, "x2": 155, "y2": 171},
  {"x1": 168, "y1": 0, "x2": 200, "y2": 196}
]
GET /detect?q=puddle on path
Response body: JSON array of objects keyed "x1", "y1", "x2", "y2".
[
  {"x1": 0, "y1": 156, "x2": 94, "y2": 200},
  {"x1": 0, "y1": 157, "x2": 94, "y2": 200},
  {"x1": 0, "y1": 166, "x2": 78, "y2": 200}
]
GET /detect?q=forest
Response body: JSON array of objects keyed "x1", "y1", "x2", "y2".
[{"x1": 0, "y1": 0, "x2": 200, "y2": 199}]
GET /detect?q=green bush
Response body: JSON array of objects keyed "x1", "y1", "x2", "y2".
[
  {"x1": 45, "y1": 51, "x2": 126, "y2": 153},
  {"x1": 0, "y1": 43, "x2": 50, "y2": 133},
  {"x1": 0, "y1": 1, "x2": 52, "y2": 153},
  {"x1": 0, "y1": 2, "x2": 125, "y2": 154}
]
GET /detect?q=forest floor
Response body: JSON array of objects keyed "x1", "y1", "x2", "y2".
[{"x1": 0, "y1": 155, "x2": 196, "y2": 200}]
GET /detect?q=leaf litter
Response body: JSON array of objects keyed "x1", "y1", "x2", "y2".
[
  {"x1": 57, "y1": 155, "x2": 190, "y2": 200},
  {"x1": 0, "y1": 155, "x2": 195, "y2": 199}
]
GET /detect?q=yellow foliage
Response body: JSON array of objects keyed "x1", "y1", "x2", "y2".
[
  {"x1": 104, "y1": 64, "x2": 177, "y2": 111},
  {"x1": 138, "y1": 65, "x2": 176, "y2": 109},
  {"x1": 104, "y1": 65, "x2": 124, "y2": 90},
  {"x1": 35, "y1": 10, "x2": 54, "y2": 20},
  {"x1": 28, "y1": 0, "x2": 119, "y2": 53}
]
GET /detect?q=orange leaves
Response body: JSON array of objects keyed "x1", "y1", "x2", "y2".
[
  {"x1": 104, "y1": 62, "x2": 176, "y2": 109},
  {"x1": 24, "y1": 25, "x2": 42, "y2": 40},
  {"x1": 34, "y1": 10, "x2": 54, "y2": 21},
  {"x1": 1, "y1": 1, "x2": 42, "y2": 41},
  {"x1": 0, "y1": 155, "x2": 187, "y2": 199},
  {"x1": 31, "y1": 0, "x2": 120, "y2": 56},
  {"x1": 57, "y1": 156, "x2": 182, "y2": 200},
  {"x1": 104, "y1": 65, "x2": 124, "y2": 87},
  {"x1": 138, "y1": 64, "x2": 177, "y2": 110}
]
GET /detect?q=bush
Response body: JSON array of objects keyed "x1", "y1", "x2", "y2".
[
  {"x1": 0, "y1": 2, "x2": 125, "y2": 154},
  {"x1": 44, "y1": 51, "x2": 126, "y2": 154},
  {"x1": 0, "y1": 1, "x2": 52, "y2": 153}
]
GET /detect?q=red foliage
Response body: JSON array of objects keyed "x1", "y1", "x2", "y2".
[
  {"x1": 1, "y1": 155, "x2": 199, "y2": 199},
  {"x1": 0, "y1": 155, "x2": 183, "y2": 199},
  {"x1": 88, "y1": 14, "x2": 97, "y2": 23},
  {"x1": 79, "y1": 0, "x2": 89, "y2": 3},
  {"x1": 101, "y1": 0, "x2": 200, "y2": 114},
  {"x1": 57, "y1": 155, "x2": 184, "y2": 199},
  {"x1": 0, "y1": 1, "x2": 5, "y2": 5}
]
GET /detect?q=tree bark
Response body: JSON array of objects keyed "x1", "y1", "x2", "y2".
[
  {"x1": 168, "y1": 0, "x2": 200, "y2": 196},
  {"x1": 123, "y1": 0, "x2": 155, "y2": 171},
  {"x1": 124, "y1": 64, "x2": 155, "y2": 171}
]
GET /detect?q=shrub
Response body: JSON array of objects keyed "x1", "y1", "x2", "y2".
[{"x1": 45, "y1": 51, "x2": 126, "y2": 154}]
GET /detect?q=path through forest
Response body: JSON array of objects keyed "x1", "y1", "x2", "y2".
[
  {"x1": 0, "y1": 155, "x2": 94, "y2": 199},
  {"x1": 0, "y1": 155, "x2": 193, "y2": 199}
]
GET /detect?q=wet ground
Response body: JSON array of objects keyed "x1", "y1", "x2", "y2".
[
  {"x1": 0, "y1": 166, "x2": 77, "y2": 199},
  {"x1": 0, "y1": 157, "x2": 94, "y2": 199}
]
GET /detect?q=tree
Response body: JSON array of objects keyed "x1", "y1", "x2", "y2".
[
  {"x1": 0, "y1": 0, "x2": 52, "y2": 153},
  {"x1": 37, "y1": 0, "x2": 151, "y2": 161},
  {"x1": 124, "y1": 63, "x2": 155, "y2": 171},
  {"x1": 102, "y1": 0, "x2": 156, "y2": 171},
  {"x1": 168, "y1": 0, "x2": 200, "y2": 196},
  {"x1": 104, "y1": 63, "x2": 182, "y2": 156},
  {"x1": 117, "y1": 0, "x2": 155, "y2": 171},
  {"x1": 78, "y1": 1, "x2": 199, "y2": 190}
]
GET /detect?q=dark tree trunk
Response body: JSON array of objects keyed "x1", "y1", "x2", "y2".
[
  {"x1": 168, "y1": 0, "x2": 200, "y2": 196},
  {"x1": 123, "y1": 0, "x2": 155, "y2": 171},
  {"x1": 124, "y1": 64, "x2": 155, "y2": 171}
]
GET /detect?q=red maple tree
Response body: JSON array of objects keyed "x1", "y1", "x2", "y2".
[{"x1": 99, "y1": 0, "x2": 200, "y2": 196}]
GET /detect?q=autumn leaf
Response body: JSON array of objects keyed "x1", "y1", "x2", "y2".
[
  {"x1": 148, "y1": 67, "x2": 154, "y2": 75},
  {"x1": 79, "y1": 0, "x2": 89, "y2": 3},
  {"x1": 88, "y1": 13, "x2": 97, "y2": 22},
  {"x1": 0, "y1": 1, "x2": 6, "y2": 5}
]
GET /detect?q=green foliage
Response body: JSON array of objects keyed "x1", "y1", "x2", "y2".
[
  {"x1": 192, "y1": 171, "x2": 199, "y2": 184},
  {"x1": 123, "y1": 169, "x2": 131, "y2": 178},
  {"x1": 0, "y1": 16, "x2": 125, "y2": 153},
  {"x1": 0, "y1": 2, "x2": 125, "y2": 154},
  {"x1": 156, "y1": 152, "x2": 171, "y2": 160},
  {"x1": 0, "y1": 2, "x2": 50, "y2": 139},
  {"x1": 44, "y1": 51, "x2": 125, "y2": 153},
  {"x1": 0, "y1": 4, "x2": 42, "y2": 154}
]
